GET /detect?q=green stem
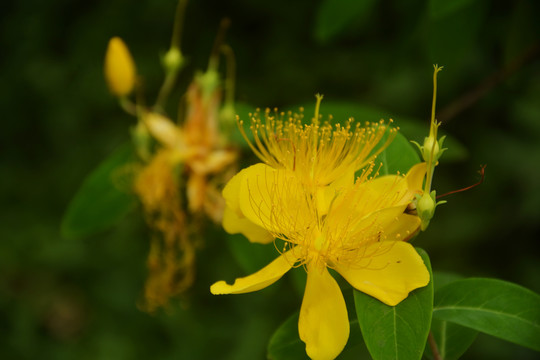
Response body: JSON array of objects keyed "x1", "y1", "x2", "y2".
[{"x1": 170, "y1": 0, "x2": 188, "y2": 51}]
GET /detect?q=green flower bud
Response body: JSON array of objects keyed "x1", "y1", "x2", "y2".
[
  {"x1": 162, "y1": 47, "x2": 184, "y2": 73},
  {"x1": 417, "y1": 191, "x2": 436, "y2": 231}
]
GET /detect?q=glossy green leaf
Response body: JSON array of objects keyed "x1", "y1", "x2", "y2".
[
  {"x1": 314, "y1": 0, "x2": 377, "y2": 43},
  {"x1": 424, "y1": 271, "x2": 478, "y2": 360},
  {"x1": 433, "y1": 278, "x2": 540, "y2": 351},
  {"x1": 61, "y1": 143, "x2": 136, "y2": 239},
  {"x1": 267, "y1": 309, "x2": 367, "y2": 360},
  {"x1": 354, "y1": 248, "x2": 433, "y2": 360}
]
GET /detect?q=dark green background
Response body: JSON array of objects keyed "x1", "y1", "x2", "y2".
[{"x1": 1, "y1": 0, "x2": 539, "y2": 358}]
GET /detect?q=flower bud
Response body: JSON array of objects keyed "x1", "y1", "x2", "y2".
[
  {"x1": 417, "y1": 191, "x2": 436, "y2": 231},
  {"x1": 104, "y1": 37, "x2": 136, "y2": 96},
  {"x1": 162, "y1": 47, "x2": 184, "y2": 73},
  {"x1": 422, "y1": 133, "x2": 441, "y2": 163}
]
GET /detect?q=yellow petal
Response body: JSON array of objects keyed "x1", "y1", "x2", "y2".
[
  {"x1": 348, "y1": 206, "x2": 420, "y2": 243},
  {"x1": 239, "y1": 164, "x2": 313, "y2": 234},
  {"x1": 335, "y1": 241, "x2": 429, "y2": 306},
  {"x1": 406, "y1": 162, "x2": 427, "y2": 193},
  {"x1": 384, "y1": 213, "x2": 421, "y2": 242},
  {"x1": 222, "y1": 164, "x2": 265, "y2": 215},
  {"x1": 210, "y1": 249, "x2": 298, "y2": 294},
  {"x1": 144, "y1": 112, "x2": 185, "y2": 150},
  {"x1": 329, "y1": 166, "x2": 424, "y2": 226},
  {"x1": 200, "y1": 149, "x2": 237, "y2": 174},
  {"x1": 223, "y1": 206, "x2": 274, "y2": 244},
  {"x1": 104, "y1": 37, "x2": 136, "y2": 96},
  {"x1": 299, "y1": 264, "x2": 350, "y2": 360},
  {"x1": 317, "y1": 170, "x2": 355, "y2": 215}
]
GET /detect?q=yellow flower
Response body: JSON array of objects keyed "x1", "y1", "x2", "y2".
[
  {"x1": 142, "y1": 109, "x2": 237, "y2": 220},
  {"x1": 225, "y1": 96, "x2": 394, "y2": 243},
  {"x1": 104, "y1": 37, "x2": 136, "y2": 96},
  {"x1": 212, "y1": 162, "x2": 429, "y2": 360}
]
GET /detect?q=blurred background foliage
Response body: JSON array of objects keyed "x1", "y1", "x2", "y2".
[{"x1": 1, "y1": 0, "x2": 539, "y2": 359}]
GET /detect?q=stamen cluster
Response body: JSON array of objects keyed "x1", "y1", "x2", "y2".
[{"x1": 238, "y1": 107, "x2": 395, "y2": 187}]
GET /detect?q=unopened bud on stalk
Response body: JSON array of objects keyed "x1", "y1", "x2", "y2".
[
  {"x1": 162, "y1": 47, "x2": 184, "y2": 73},
  {"x1": 104, "y1": 37, "x2": 136, "y2": 96}
]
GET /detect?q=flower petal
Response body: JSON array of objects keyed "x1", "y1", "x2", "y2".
[
  {"x1": 223, "y1": 206, "x2": 274, "y2": 244},
  {"x1": 317, "y1": 170, "x2": 355, "y2": 216},
  {"x1": 406, "y1": 162, "x2": 427, "y2": 192},
  {"x1": 299, "y1": 264, "x2": 349, "y2": 360},
  {"x1": 239, "y1": 164, "x2": 313, "y2": 235},
  {"x1": 210, "y1": 249, "x2": 299, "y2": 295},
  {"x1": 349, "y1": 206, "x2": 421, "y2": 243},
  {"x1": 335, "y1": 241, "x2": 429, "y2": 306},
  {"x1": 384, "y1": 213, "x2": 421, "y2": 242},
  {"x1": 144, "y1": 112, "x2": 185, "y2": 150},
  {"x1": 222, "y1": 164, "x2": 257, "y2": 214}
]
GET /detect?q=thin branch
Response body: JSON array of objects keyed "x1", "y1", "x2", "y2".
[
  {"x1": 428, "y1": 331, "x2": 443, "y2": 360},
  {"x1": 437, "y1": 164, "x2": 486, "y2": 199}
]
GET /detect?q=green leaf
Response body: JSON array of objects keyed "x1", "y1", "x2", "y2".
[
  {"x1": 314, "y1": 0, "x2": 377, "y2": 43},
  {"x1": 433, "y1": 278, "x2": 540, "y2": 351},
  {"x1": 267, "y1": 310, "x2": 367, "y2": 360},
  {"x1": 225, "y1": 233, "x2": 277, "y2": 274},
  {"x1": 432, "y1": 270, "x2": 464, "y2": 292},
  {"x1": 267, "y1": 312, "x2": 308, "y2": 360},
  {"x1": 375, "y1": 131, "x2": 420, "y2": 176},
  {"x1": 61, "y1": 143, "x2": 136, "y2": 239},
  {"x1": 354, "y1": 248, "x2": 433, "y2": 360}
]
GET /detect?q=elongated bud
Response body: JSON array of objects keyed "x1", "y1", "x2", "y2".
[{"x1": 104, "y1": 37, "x2": 136, "y2": 96}]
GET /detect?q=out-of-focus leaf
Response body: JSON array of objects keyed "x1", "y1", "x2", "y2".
[
  {"x1": 314, "y1": 0, "x2": 377, "y2": 43},
  {"x1": 433, "y1": 278, "x2": 540, "y2": 351},
  {"x1": 429, "y1": 0, "x2": 478, "y2": 19},
  {"x1": 354, "y1": 248, "x2": 433, "y2": 360},
  {"x1": 225, "y1": 233, "x2": 277, "y2": 274},
  {"x1": 267, "y1": 312, "x2": 308, "y2": 360},
  {"x1": 289, "y1": 267, "x2": 307, "y2": 298},
  {"x1": 61, "y1": 143, "x2": 136, "y2": 239},
  {"x1": 267, "y1": 309, "x2": 366, "y2": 360}
]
